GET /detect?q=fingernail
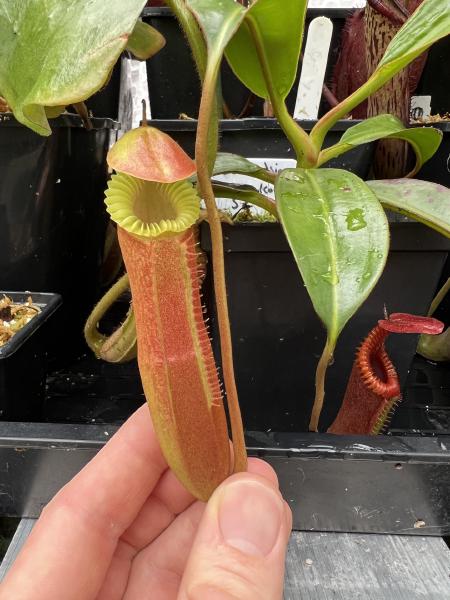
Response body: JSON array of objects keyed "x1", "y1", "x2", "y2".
[{"x1": 217, "y1": 481, "x2": 283, "y2": 557}]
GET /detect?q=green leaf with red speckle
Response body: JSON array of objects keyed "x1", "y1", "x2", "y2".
[{"x1": 367, "y1": 178, "x2": 450, "y2": 238}]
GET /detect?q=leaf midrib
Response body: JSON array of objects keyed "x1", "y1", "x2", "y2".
[{"x1": 304, "y1": 169, "x2": 339, "y2": 340}]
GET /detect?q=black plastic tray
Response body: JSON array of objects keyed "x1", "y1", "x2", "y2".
[
  {"x1": 0, "y1": 292, "x2": 62, "y2": 421},
  {"x1": 0, "y1": 419, "x2": 449, "y2": 535}
]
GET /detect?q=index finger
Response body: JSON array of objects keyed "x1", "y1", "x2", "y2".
[{"x1": 0, "y1": 404, "x2": 168, "y2": 600}]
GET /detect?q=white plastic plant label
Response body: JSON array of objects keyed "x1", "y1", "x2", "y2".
[
  {"x1": 294, "y1": 17, "x2": 333, "y2": 120},
  {"x1": 118, "y1": 57, "x2": 151, "y2": 138},
  {"x1": 307, "y1": 0, "x2": 366, "y2": 7},
  {"x1": 410, "y1": 96, "x2": 432, "y2": 121}
]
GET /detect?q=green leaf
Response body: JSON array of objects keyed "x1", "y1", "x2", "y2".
[
  {"x1": 225, "y1": 0, "x2": 308, "y2": 100},
  {"x1": 378, "y1": 0, "x2": 450, "y2": 72},
  {"x1": 187, "y1": 0, "x2": 246, "y2": 78},
  {"x1": 418, "y1": 277, "x2": 450, "y2": 362},
  {"x1": 276, "y1": 168, "x2": 389, "y2": 342},
  {"x1": 319, "y1": 115, "x2": 442, "y2": 176},
  {"x1": 212, "y1": 153, "x2": 275, "y2": 183},
  {"x1": 211, "y1": 183, "x2": 277, "y2": 218},
  {"x1": 418, "y1": 328, "x2": 450, "y2": 362},
  {"x1": 367, "y1": 179, "x2": 450, "y2": 238},
  {"x1": 311, "y1": 0, "x2": 450, "y2": 148},
  {"x1": 167, "y1": 0, "x2": 207, "y2": 79},
  {"x1": 45, "y1": 106, "x2": 66, "y2": 119},
  {"x1": 126, "y1": 20, "x2": 165, "y2": 60},
  {"x1": 0, "y1": 0, "x2": 147, "y2": 135},
  {"x1": 167, "y1": 0, "x2": 218, "y2": 171},
  {"x1": 186, "y1": 0, "x2": 247, "y2": 172},
  {"x1": 187, "y1": 0, "x2": 315, "y2": 167}
]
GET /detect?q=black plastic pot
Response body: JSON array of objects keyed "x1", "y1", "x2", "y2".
[
  {"x1": 149, "y1": 118, "x2": 374, "y2": 178},
  {"x1": 142, "y1": 7, "x2": 201, "y2": 119},
  {"x1": 200, "y1": 222, "x2": 450, "y2": 433},
  {"x1": 0, "y1": 292, "x2": 61, "y2": 421},
  {"x1": 415, "y1": 35, "x2": 450, "y2": 117},
  {"x1": 0, "y1": 113, "x2": 118, "y2": 354},
  {"x1": 142, "y1": 7, "x2": 350, "y2": 119},
  {"x1": 391, "y1": 355, "x2": 450, "y2": 434},
  {"x1": 85, "y1": 61, "x2": 121, "y2": 120},
  {"x1": 414, "y1": 122, "x2": 450, "y2": 188}
]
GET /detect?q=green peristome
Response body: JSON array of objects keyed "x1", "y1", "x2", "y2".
[
  {"x1": 319, "y1": 115, "x2": 442, "y2": 176},
  {"x1": 276, "y1": 168, "x2": 389, "y2": 342},
  {"x1": 225, "y1": 0, "x2": 308, "y2": 101},
  {"x1": 0, "y1": 0, "x2": 147, "y2": 135},
  {"x1": 105, "y1": 173, "x2": 200, "y2": 240},
  {"x1": 367, "y1": 179, "x2": 450, "y2": 239}
]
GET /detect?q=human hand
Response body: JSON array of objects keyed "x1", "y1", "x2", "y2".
[{"x1": 1, "y1": 405, "x2": 292, "y2": 599}]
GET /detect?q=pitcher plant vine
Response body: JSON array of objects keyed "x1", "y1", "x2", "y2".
[{"x1": 3, "y1": 0, "x2": 450, "y2": 500}]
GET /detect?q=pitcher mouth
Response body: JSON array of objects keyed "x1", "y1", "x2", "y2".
[
  {"x1": 105, "y1": 172, "x2": 200, "y2": 240},
  {"x1": 358, "y1": 339, "x2": 400, "y2": 399}
]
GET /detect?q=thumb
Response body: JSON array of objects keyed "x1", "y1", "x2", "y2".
[{"x1": 178, "y1": 472, "x2": 292, "y2": 600}]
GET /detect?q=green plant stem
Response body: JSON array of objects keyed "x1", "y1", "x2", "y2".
[
  {"x1": 165, "y1": 0, "x2": 206, "y2": 77},
  {"x1": 309, "y1": 337, "x2": 335, "y2": 432},
  {"x1": 73, "y1": 101, "x2": 92, "y2": 130},
  {"x1": 310, "y1": 69, "x2": 400, "y2": 151},
  {"x1": 84, "y1": 273, "x2": 130, "y2": 356},
  {"x1": 196, "y1": 64, "x2": 247, "y2": 474},
  {"x1": 166, "y1": 0, "x2": 220, "y2": 169},
  {"x1": 246, "y1": 16, "x2": 317, "y2": 168},
  {"x1": 317, "y1": 144, "x2": 352, "y2": 167},
  {"x1": 428, "y1": 277, "x2": 450, "y2": 317},
  {"x1": 276, "y1": 102, "x2": 317, "y2": 167}
]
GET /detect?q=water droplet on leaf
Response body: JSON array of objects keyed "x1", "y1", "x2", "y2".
[
  {"x1": 285, "y1": 172, "x2": 305, "y2": 183},
  {"x1": 346, "y1": 208, "x2": 367, "y2": 231}
]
